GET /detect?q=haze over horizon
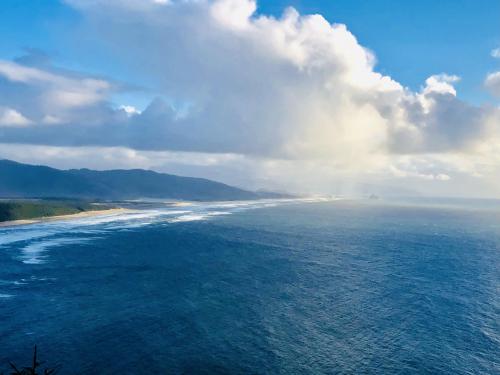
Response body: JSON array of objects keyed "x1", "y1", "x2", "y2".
[{"x1": 1, "y1": 0, "x2": 500, "y2": 197}]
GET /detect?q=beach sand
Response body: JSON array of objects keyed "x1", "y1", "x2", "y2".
[{"x1": 0, "y1": 208, "x2": 130, "y2": 228}]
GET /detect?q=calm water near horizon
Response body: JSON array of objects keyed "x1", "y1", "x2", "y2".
[{"x1": 0, "y1": 199, "x2": 499, "y2": 374}]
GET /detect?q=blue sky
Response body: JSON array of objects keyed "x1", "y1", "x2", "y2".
[
  {"x1": 0, "y1": 0, "x2": 500, "y2": 196},
  {"x1": 268, "y1": 0, "x2": 500, "y2": 104},
  {"x1": 1, "y1": 0, "x2": 499, "y2": 104}
]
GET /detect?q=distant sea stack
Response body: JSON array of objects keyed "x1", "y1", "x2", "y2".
[{"x1": 0, "y1": 159, "x2": 289, "y2": 201}]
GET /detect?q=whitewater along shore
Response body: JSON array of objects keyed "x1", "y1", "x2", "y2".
[{"x1": 0, "y1": 208, "x2": 130, "y2": 228}]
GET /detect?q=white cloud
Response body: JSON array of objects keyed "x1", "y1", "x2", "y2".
[
  {"x1": 0, "y1": 59, "x2": 113, "y2": 124},
  {"x1": 119, "y1": 105, "x2": 141, "y2": 116},
  {"x1": 0, "y1": 107, "x2": 31, "y2": 127},
  {"x1": 0, "y1": 0, "x2": 499, "y2": 196},
  {"x1": 42, "y1": 115, "x2": 63, "y2": 125},
  {"x1": 485, "y1": 71, "x2": 500, "y2": 97},
  {"x1": 491, "y1": 48, "x2": 500, "y2": 59},
  {"x1": 211, "y1": 0, "x2": 256, "y2": 29},
  {"x1": 422, "y1": 74, "x2": 460, "y2": 97},
  {"x1": 3, "y1": 143, "x2": 499, "y2": 197},
  {"x1": 0, "y1": 60, "x2": 54, "y2": 82},
  {"x1": 57, "y1": 0, "x2": 496, "y2": 158}
]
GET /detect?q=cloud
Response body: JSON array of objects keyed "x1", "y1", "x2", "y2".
[
  {"x1": 0, "y1": 56, "x2": 116, "y2": 127},
  {"x1": 0, "y1": 0, "x2": 499, "y2": 195},
  {"x1": 485, "y1": 72, "x2": 500, "y2": 97},
  {"x1": 3, "y1": 142, "x2": 500, "y2": 197},
  {"x1": 4, "y1": 2, "x2": 496, "y2": 155},
  {"x1": 0, "y1": 107, "x2": 31, "y2": 127},
  {"x1": 119, "y1": 105, "x2": 141, "y2": 116},
  {"x1": 492, "y1": 48, "x2": 500, "y2": 59}
]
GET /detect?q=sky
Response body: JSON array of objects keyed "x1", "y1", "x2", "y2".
[{"x1": 0, "y1": 0, "x2": 499, "y2": 197}]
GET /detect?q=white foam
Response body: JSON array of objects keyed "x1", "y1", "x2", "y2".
[
  {"x1": 169, "y1": 214, "x2": 208, "y2": 223},
  {"x1": 0, "y1": 229, "x2": 56, "y2": 247},
  {"x1": 168, "y1": 210, "x2": 232, "y2": 223},
  {"x1": 0, "y1": 279, "x2": 27, "y2": 288},
  {"x1": 74, "y1": 210, "x2": 164, "y2": 225},
  {"x1": 19, "y1": 237, "x2": 89, "y2": 264},
  {"x1": 2, "y1": 198, "x2": 332, "y2": 265}
]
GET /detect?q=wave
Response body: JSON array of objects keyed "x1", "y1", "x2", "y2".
[
  {"x1": 0, "y1": 228, "x2": 57, "y2": 247},
  {"x1": 19, "y1": 237, "x2": 91, "y2": 264},
  {"x1": 0, "y1": 197, "x2": 335, "y2": 266},
  {"x1": 168, "y1": 211, "x2": 231, "y2": 223}
]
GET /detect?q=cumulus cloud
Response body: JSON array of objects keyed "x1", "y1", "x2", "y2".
[
  {"x1": 0, "y1": 60, "x2": 110, "y2": 108},
  {"x1": 119, "y1": 105, "x2": 141, "y2": 116},
  {"x1": 0, "y1": 56, "x2": 117, "y2": 127},
  {"x1": 0, "y1": 107, "x2": 31, "y2": 127},
  {"x1": 0, "y1": 0, "x2": 499, "y2": 195},
  {"x1": 485, "y1": 72, "x2": 500, "y2": 97}
]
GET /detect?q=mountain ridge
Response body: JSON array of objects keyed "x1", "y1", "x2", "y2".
[{"x1": 0, "y1": 159, "x2": 284, "y2": 201}]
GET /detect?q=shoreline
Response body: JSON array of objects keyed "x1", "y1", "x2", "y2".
[{"x1": 0, "y1": 208, "x2": 130, "y2": 228}]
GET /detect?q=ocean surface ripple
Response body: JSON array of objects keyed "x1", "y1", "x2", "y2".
[{"x1": 0, "y1": 199, "x2": 499, "y2": 374}]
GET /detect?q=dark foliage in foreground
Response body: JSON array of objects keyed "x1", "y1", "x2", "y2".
[{"x1": 2, "y1": 346, "x2": 58, "y2": 375}]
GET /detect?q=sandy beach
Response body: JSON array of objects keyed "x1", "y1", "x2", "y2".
[{"x1": 0, "y1": 208, "x2": 130, "y2": 228}]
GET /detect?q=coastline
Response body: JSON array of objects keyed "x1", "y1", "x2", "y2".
[{"x1": 0, "y1": 208, "x2": 130, "y2": 228}]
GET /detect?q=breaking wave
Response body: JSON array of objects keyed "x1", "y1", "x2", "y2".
[{"x1": 0, "y1": 198, "x2": 333, "y2": 266}]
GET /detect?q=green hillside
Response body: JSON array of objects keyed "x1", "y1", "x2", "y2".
[
  {"x1": 0, "y1": 159, "x2": 279, "y2": 201},
  {"x1": 0, "y1": 200, "x2": 100, "y2": 222}
]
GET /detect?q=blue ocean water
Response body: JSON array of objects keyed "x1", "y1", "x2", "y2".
[{"x1": 0, "y1": 199, "x2": 499, "y2": 374}]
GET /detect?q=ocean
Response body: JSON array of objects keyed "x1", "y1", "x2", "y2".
[{"x1": 0, "y1": 199, "x2": 499, "y2": 374}]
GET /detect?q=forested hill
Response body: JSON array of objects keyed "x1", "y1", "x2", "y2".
[{"x1": 0, "y1": 159, "x2": 278, "y2": 201}]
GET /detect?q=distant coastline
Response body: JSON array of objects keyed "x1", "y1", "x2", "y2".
[
  {"x1": 0, "y1": 207, "x2": 129, "y2": 227},
  {"x1": 0, "y1": 200, "x2": 128, "y2": 227},
  {"x1": 0, "y1": 159, "x2": 290, "y2": 201}
]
